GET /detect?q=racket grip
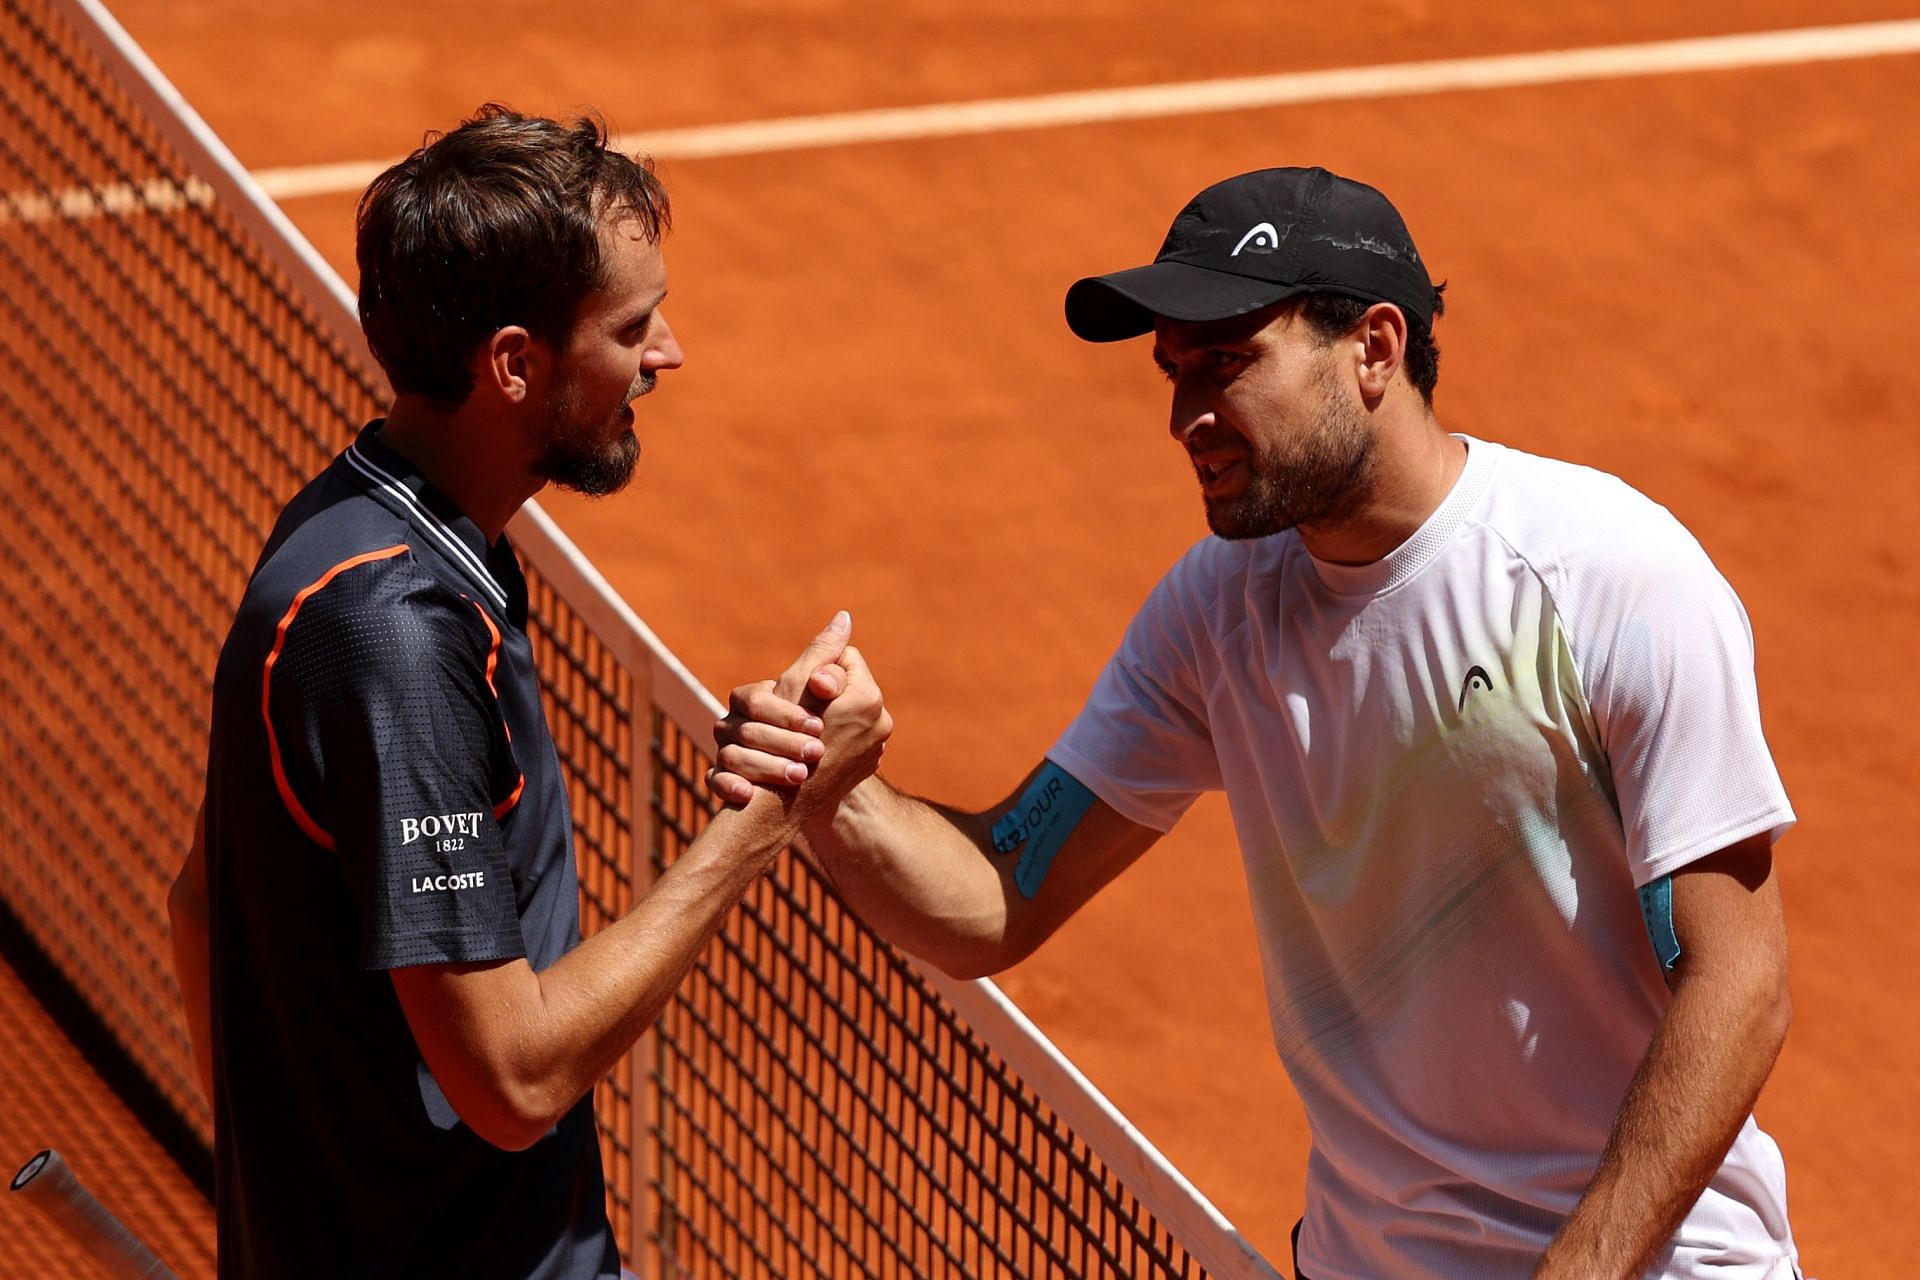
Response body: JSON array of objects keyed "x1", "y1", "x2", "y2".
[{"x1": 11, "y1": 1148, "x2": 180, "y2": 1279}]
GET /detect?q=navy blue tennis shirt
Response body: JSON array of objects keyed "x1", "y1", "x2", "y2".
[{"x1": 203, "y1": 423, "x2": 618, "y2": 1278}]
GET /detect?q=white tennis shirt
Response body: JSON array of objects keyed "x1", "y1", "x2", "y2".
[{"x1": 1050, "y1": 436, "x2": 1799, "y2": 1280}]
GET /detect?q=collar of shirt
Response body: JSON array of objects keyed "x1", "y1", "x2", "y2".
[{"x1": 344, "y1": 420, "x2": 525, "y2": 623}]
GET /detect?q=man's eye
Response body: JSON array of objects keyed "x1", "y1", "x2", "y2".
[
  {"x1": 1209, "y1": 350, "x2": 1246, "y2": 370},
  {"x1": 1156, "y1": 362, "x2": 1179, "y2": 383}
]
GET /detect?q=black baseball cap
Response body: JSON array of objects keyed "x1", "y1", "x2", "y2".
[{"x1": 1064, "y1": 166, "x2": 1440, "y2": 342}]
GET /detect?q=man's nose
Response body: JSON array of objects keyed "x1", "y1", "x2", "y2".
[
  {"x1": 1168, "y1": 386, "x2": 1214, "y2": 445},
  {"x1": 646, "y1": 312, "x2": 686, "y2": 371}
]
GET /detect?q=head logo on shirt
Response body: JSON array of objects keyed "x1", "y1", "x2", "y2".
[{"x1": 1457, "y1": 665, "x2": 1495, "y2": 712}]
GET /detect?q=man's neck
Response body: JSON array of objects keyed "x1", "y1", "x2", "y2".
[
  {"x1": 1298, "y1": 414, "x2": 1466, "y2": 567},
  {"x1": 376, "y1": 399, "x2": 542, "y2": 544}
]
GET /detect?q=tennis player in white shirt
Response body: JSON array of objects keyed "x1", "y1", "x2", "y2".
[{"x1": 716, "y1": 167, "x2": 1803, "y2": 1280}]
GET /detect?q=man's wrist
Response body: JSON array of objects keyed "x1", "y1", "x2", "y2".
[
  {"x1": 1532, "y1": 1201, "x2": 1638, "y2": 1280},
  {"x1": 830, "y1": 774, "x2": 888, "y2": 819},
  {"x1": 706, "y1": 788, "x2": 802, "y2": 861}
]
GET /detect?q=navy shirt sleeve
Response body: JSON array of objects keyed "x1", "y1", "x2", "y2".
[{"x1": 265, "y1": 548, "x2": 527, "y2": 970}]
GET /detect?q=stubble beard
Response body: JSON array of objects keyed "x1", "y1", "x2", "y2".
[
  {"x1": 1203, "y1": 360, "x2": 1375, "y2": 541},
  {"x1": 530, "y1": 368, "x2": 653, "y2": 498}
]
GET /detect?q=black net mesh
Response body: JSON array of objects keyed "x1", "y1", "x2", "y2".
[
  {"x1": 0, "y1": 1, "x2": 1234, "y2": 1275},
  {"x1": 644, "y1": 715, "x2": 1208, "y2": 1278},
  {"x1": 0, "y1": 0, "x2": 374, "y2": 1142}
]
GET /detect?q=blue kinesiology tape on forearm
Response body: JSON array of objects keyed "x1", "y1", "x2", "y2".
[{"x1": 989, "y1": 762, "x2": 1098, "y2": 899}]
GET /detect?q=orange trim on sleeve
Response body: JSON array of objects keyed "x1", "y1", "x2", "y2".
[
  {"x1": 260, "y1": 545, "x2": 410, "y2": 852},
  {"x1": 468, "y1": 600, "x2": 527, "y2": 820}
]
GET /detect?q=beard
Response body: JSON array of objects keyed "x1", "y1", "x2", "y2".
[
  {"x1": 1203, "y1": 360, "x2": 1375, "y2": 541},
  {"x1": 530, "y1": 368, "x2": 653, "y2": 497}
]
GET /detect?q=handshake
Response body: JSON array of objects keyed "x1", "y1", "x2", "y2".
[{"x1": 705, "y1": 610, "x2": 893, "y2": 830}]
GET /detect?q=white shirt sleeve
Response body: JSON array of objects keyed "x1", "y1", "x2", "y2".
[
  {"x1": 1049, "y1": 552, "x2": 1222, "y2": 833},
  {"x1": 1552, "y1": 506, "x2": 1795, "y2": 885}
]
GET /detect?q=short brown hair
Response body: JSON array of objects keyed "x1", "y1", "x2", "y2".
[
  {"x1": 356, "y1": 105, "x2": 671, "y2": 408},
  {"x1": 1290, "y1": 286, "x2": 1447, "y2": 405}
]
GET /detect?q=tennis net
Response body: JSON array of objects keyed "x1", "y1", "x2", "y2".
[{"x1": 0, "y1": 1, "x2": 1275, "y2": 1275}]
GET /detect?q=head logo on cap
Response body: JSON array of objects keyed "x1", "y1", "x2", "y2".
[
  {"x1": 1231, "y1": 223, "x2": 1280, "y2": 257},
  {"x1": 1064, "y1": 166, "x2": 1438, "y2": 342}
]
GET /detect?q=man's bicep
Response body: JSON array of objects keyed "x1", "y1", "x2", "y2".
[
  {"x1": 1031, "y1": 792, "x2": 1163, "y2": 922},
  {"x1": 389, "y1": 955, "x2": 546, "y2": 1145},
  {"x1": 1666, "y1": 835, "x2": 1788, "y2": 983},
  {"x1": 169, "y1": 802, "x2": 214, "y2": 1103},
  {"x1": 169, "y1": 802, "x2": 208, "y2": 910},
  {"x1": 982, "y1": 759, "x2": 1164, "y2": 957},
  {"x1": 390, "y1": 955, "x2": 532, "y2": 1062}
]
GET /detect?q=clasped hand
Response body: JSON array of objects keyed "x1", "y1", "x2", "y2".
[{"x1": 706, "y1": 611, "x2": 891, "y2": 824}]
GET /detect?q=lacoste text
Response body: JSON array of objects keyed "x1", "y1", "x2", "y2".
[{"x1": 411, "y1": 871, "x2": 487, "y2": 893}]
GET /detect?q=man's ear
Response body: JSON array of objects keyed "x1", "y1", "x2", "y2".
[
  {"x1": 1353, "y1": 302, "x2": 1409, "y2": 404},
  {"x1": 475, "y1": 326, "x2": 539, "y2": 405}
]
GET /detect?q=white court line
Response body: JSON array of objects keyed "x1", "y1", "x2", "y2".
[{"x1": 252, "y1": 19, "x2": 1920, "y2": 201}]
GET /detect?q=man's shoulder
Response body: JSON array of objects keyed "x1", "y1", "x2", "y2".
[
  {"x1": 1471, "y1": 440, "x2": 1712, "y2": 583},
  {"x1": 241, "y1": 492, "x2": 491, "y2": 682},
  {"x1": 1130, "y1": 533, "x2": 1281, "y2": 642},
  {"x1": 1158, "y1": 530, "x2": 1283, "y2": 596},
  {"x1": 278, "y1": 547, "x2": 487, "y2": 670}
]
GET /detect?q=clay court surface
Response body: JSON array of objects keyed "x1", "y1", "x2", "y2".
[{"x1": 8, "y1": 1, "x2": 1919, "y2": 1274}]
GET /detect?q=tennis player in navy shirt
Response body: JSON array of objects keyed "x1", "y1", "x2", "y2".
[{"x1": 167, "y1": 107, "x2": 891, "y2": 1278}]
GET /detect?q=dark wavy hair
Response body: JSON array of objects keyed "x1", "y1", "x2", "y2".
[
  {"x1": 1288, "y1": 285, "x2": 1447, "y2": 405},
  {"x1": 355, "y1": 105, "x2": 671, "y2": 408}
]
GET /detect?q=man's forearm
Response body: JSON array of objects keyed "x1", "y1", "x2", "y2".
[
  {"x1": 1533, "y1": 965, "x2": 1791, "y2": 1278},
  {"x1": 418, "y1": 799, "x2": 795, "y2": 1147},
  {"x1": 407, "y1": 629, "x2": 899, "y2": 1150},
  {"x1": 803, "y1": 777, "x2": 1018, "y2": 978}
]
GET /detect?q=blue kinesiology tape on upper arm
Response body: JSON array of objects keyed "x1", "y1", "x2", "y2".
[
  {"x1": 1639, "y1": 873, "x2": 1681, "y2": 976},
  {"x1": 988, "y1": 762, "x2": 1098, "y2": 900}
]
